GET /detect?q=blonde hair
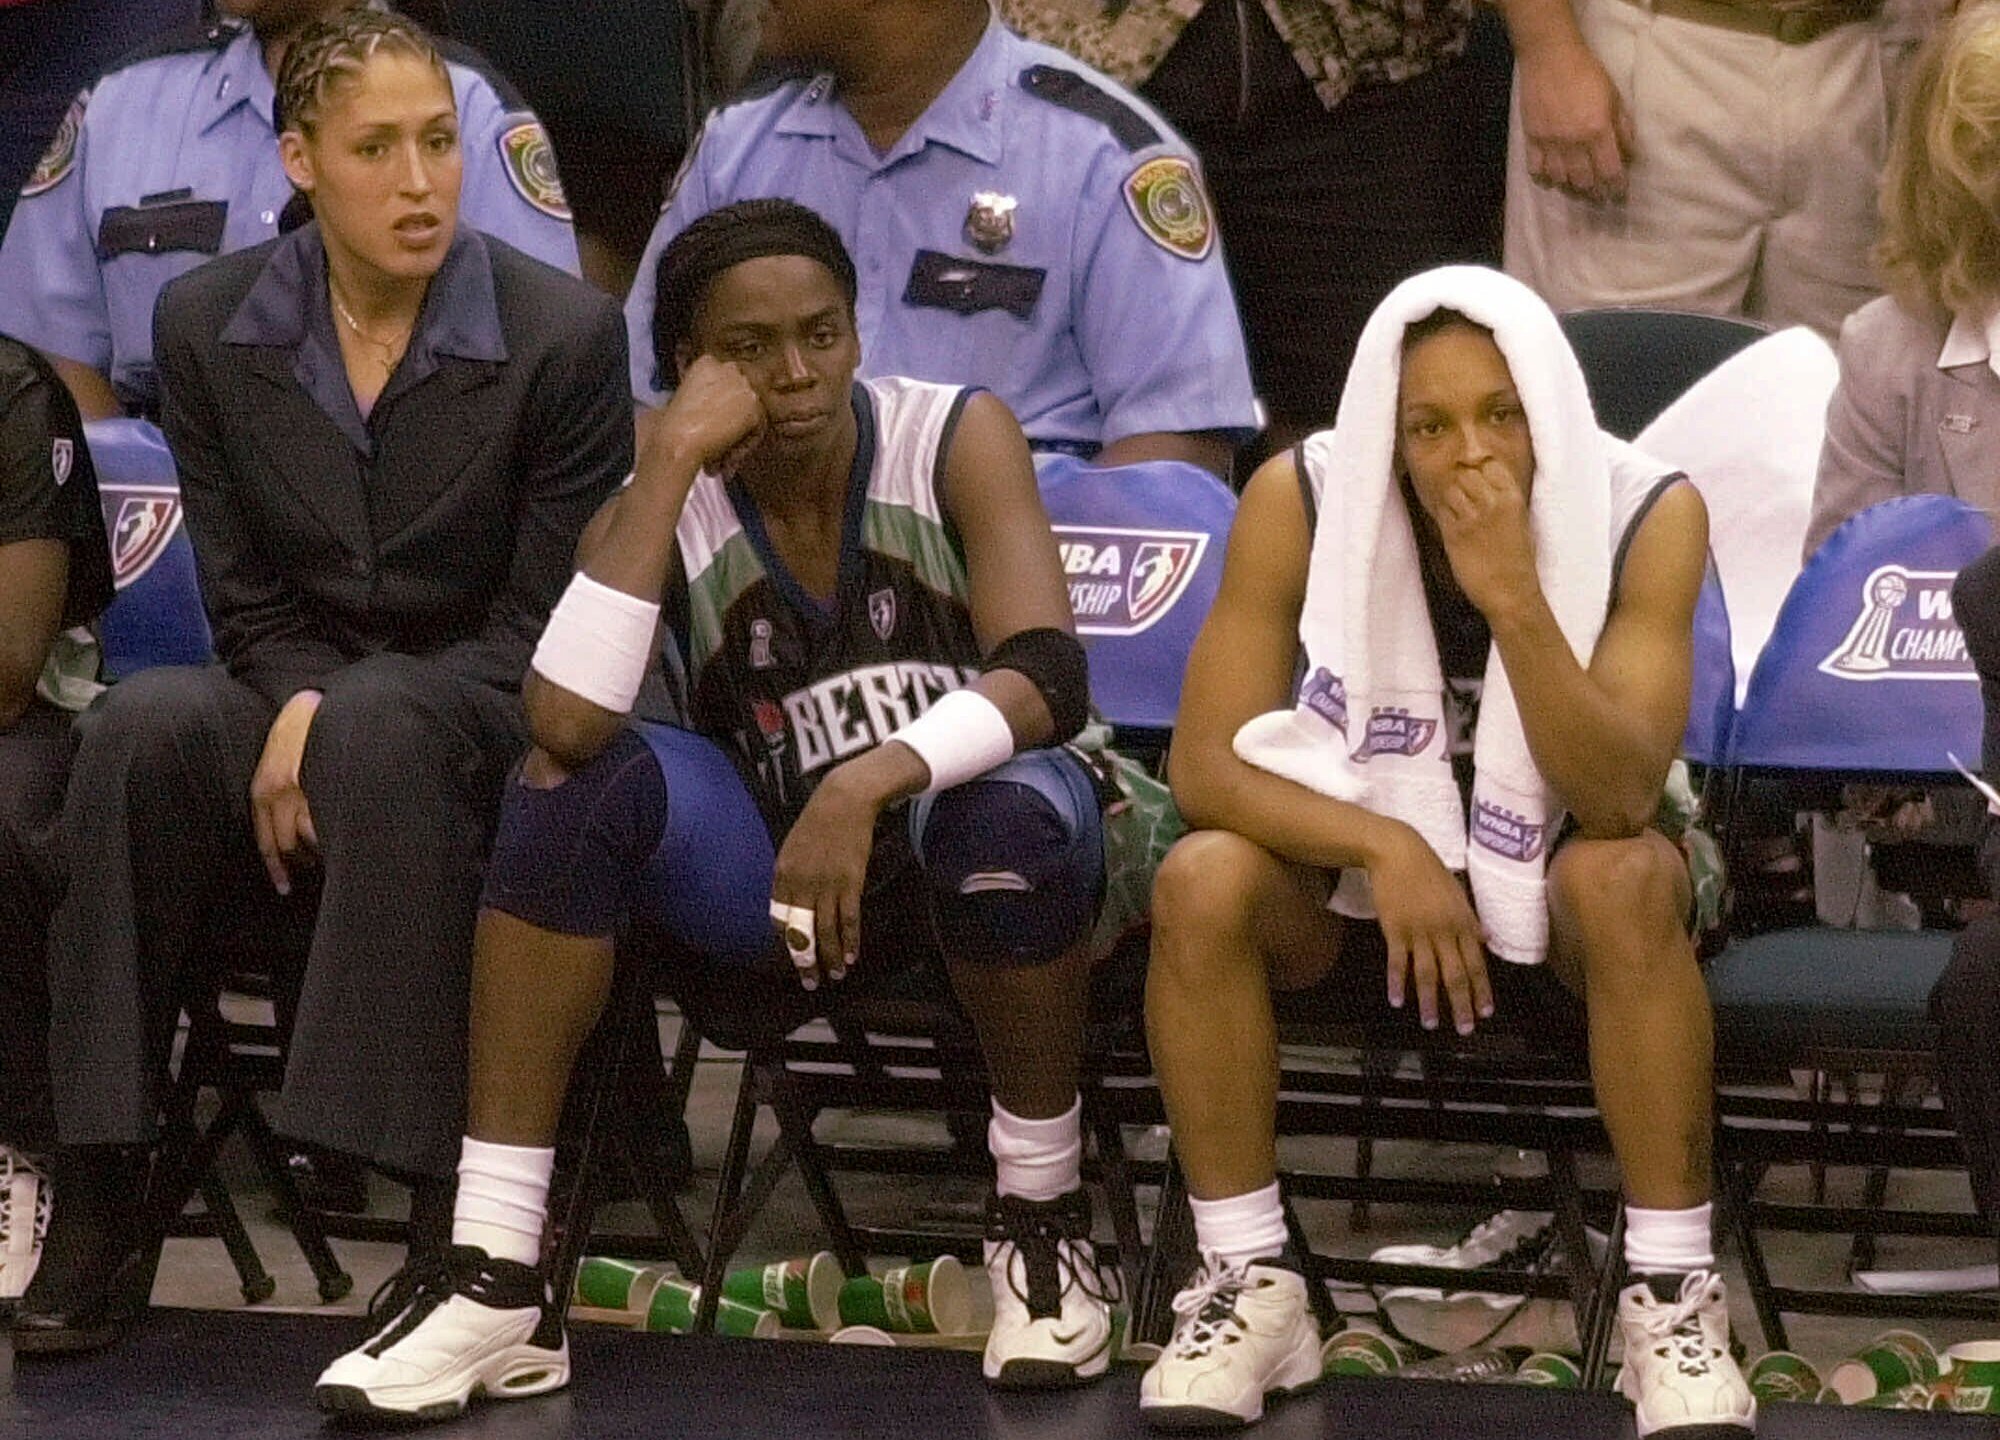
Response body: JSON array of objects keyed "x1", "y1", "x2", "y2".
[
  {"x1": 274, "y1": 7, "x2": 451, "y2": 136},
  {"x1": 1879, "y1": 4, "x2": 2000, "y2": 316}
]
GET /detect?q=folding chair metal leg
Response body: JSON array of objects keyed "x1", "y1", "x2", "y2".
[
  {"x1": 197, "y1": 1170, "x2": 275, "y2": 1304},
  {"x1": 695, "y1": 1057, "x2": 766, "y2": 1333},
  {"x1": 1278, "y1": 1193, "x2": 1338, "y2": 1337},
  {"x1": 1133, "y1": 1151, "x2": 1196, "y2": 1348},
  {"x1": 237, "y1": 1099, "x2": 353, "y2": 1301},
  {"x1": 1545, "y1": 1148, "x2": 1601, "y2": 1328},
  {"x1": 767, "y1": 1066, "x2": 866, "y2": 1275},
  {"x1": 1721, "y1": 1159, "x2": 1788, "y2": 1352},
  {"x1": 1088, "y1": 1099, "x2": 1145, "y2": 1307},
  {"x1": 1580, "y1": 1204, "x2": 1626, "y2": 1392}
]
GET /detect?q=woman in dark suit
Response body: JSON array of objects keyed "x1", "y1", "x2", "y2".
[{"x1": 15, "y1": 9, "x2": 630, "y2": 1354}]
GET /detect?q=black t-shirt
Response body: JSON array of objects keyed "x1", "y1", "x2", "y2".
[{"x1": 0, "y1": 334, "x2": 114, "y2": 628}]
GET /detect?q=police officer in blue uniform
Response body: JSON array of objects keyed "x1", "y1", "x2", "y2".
[
  {"x1": 0, "y1": 0, "x2": 578, "y2": 421},
  {"x1": 624, "y1": 0, "x2": 1258, "y2": 478}
]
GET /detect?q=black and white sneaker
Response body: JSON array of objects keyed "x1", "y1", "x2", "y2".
[
  {"x1": 314, "y1": 1246, "x2": 569, "y2": 1422},
  {"x1": 1373, "y1": 1209, "x2": 1604, "y2": 1352},
  {"x1": 983, "y1": 1190, "x2": 1118, "y2": 1388}
]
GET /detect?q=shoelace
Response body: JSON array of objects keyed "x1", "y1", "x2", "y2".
[
  {"x1": 1166, "y1": 1253, "x2": 1251, "y2": 1359},
  {"x1": 1633, "y1": 1272, "x2": 1722, "y2": 1377},
  {"x1": 365, "y1": 1248, "x2": 456, "y2": 1330},
  {"x1": 992, "y1": 1199, "x2": 1118, "y2": 1319}
]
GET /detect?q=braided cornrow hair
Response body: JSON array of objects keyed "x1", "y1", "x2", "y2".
[
  {"x1": 653, "y1": 199, "x2": 859, "y2": 369},
  {"x1": 273, "y1": 6, "x2": 451, "y2": 136}
]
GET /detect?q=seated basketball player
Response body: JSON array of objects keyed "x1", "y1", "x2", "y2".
[
  {"x1": 1134, "y1": 268, "x2": 1754, "y2": 1436},
  {"x1": 314, "y1": 199, "x2": 1129, "y2": 1419}
]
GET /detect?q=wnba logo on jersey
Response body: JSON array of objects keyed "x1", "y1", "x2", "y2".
[
  {"x1": 1819, "y1": 565, "x2": 1972, "y2": 682},
  {"x1": 1053, "y1": 526, "x2": 1209, "y2": 637},
  {"x1": 99, "y1": 485, "x2": 183, "y2": 588}
]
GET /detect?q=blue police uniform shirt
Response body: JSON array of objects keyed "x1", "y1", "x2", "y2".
[
  {"x1": 624, "y1": 17, "x2": 1258, "y2": 452},
  {"x1": 0, "y1": 18, "x2": 577, "y2": 416}
]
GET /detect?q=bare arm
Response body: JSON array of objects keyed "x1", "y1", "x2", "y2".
[
  {"x1": 1095, "y1": 429, "x2": 1234, "y2": 483},
  {"x1": 0, "y1": 539, "x2": 66, "y2": 729},
  {"x1": 524, "y1": 356, "x2": 764, "y2": 769},
  {"x1": 1483, "y1": 483, "x2": 1708, "y2": 837},
  {"x1": 49, "y1": 356, "x2": 120, "y2": 422},
  {"x1": 1168, "y1": 453, "x2": 1410, "y2": 870}
]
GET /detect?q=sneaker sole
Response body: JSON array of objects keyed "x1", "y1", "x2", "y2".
[
  {"x1": 988, "y1": 1338, "x2": 1114, "y2": 1390},
  {"x1": 315, "y1": 1348, "x2": 570, "y2": 1421}
]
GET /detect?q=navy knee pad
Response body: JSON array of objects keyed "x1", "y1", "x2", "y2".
[
  {"x1": 481, "y1": 728, "x2": 670, "y2": 936},
  {"x1": 914, "y1": 755, "x2": 1104, "y2": 968}
]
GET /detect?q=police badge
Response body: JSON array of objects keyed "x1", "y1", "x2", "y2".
[
  {"x1": 23, "y1": 94, "x2": 86, "y2": 198},
  {"x1": 498, "y1": 118, "x2": 571, "y2": 221},
  {"x1": 964, "y1": 192, "x2": 1018, "y2": 254}
]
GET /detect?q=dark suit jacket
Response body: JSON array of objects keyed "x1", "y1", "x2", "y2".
[
  {"x1": 153, "y1": 224, "x2": 630, "y2": 705},
  {"x1": 1954, "y1": 546, "x2": 2000, "y2": 900}
]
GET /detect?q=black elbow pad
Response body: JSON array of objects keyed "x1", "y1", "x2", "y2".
[{"x1": 984, "y1": 626, "x2": 1090, "y2": 743}]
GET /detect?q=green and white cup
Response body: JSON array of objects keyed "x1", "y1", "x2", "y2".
[
  {"x1": 1321, "y1": 1328, "x2": 1405, "y2": 1379},
  {"x1": 836, "y1": 1257, "x2": 971, "y2": 1334},
  {"x1": 722, "y1": 1253, "x2": 843, "y2": 1331},
  {"x1": 1936, "y1": 1340, "x2": 2000, "y2": 1413},
  {"x1": 1515, "y1": 1352, "x2": 1582, "y2": 1389},
  {"x1": 645, "y1": 1277, "x2": 780, "y2": 1338},
  {"x1": 1746, "y1": 1351, "x2": 1823, "y2": 1405},
  {"x1": 574, "y1": 1257, "x2": 671, "y2": 1312},
  {"x1": 1858, "y1": 1383, "x2": 1938, "y2": 1410},
  {"x1": 829, "y1": 1325, "x2": 899, "y2": 1346},
  {"x1": 1827, "y1": 1329, "x2": 1940, "y2": 1404}
]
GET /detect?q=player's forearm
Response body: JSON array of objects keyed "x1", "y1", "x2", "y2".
[
  {"x1": 1497, "y1": 0, "x2": 1592, "y2": 61},
  {"x1": 1169, "y1": 736, "x2": 1410, "y2": 874},
  {"x1": 1486, "y1": 592, "x2": 1672, "y2": 837}
]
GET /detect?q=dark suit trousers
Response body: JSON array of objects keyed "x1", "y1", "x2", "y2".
[
  {"x1": 0, "y1": 699, "x2": 77, "y2": 1145},
  {"x1": 1934, "y1": 909, "x2": 2000, "y2": 1237},
  {"x1": 47, "y1": 653, "x2": 525, "y2": 1179}
]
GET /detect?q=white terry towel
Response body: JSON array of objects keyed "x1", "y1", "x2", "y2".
[{"x1": 1233, "y1": 266, "x2": 1637, "y2": 965}]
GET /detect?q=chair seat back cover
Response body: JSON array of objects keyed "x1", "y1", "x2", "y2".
[{"x1": 85, "y1": 418, "x2": 212, "y2": 676}]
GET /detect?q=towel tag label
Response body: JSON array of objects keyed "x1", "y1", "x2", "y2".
[
  {"x1": 1472, "y1": 799, "x2": 1546, "y2": 864},
  {"x1": 1299, "y1": 668, "x2": 1348, "y2": 732},
  {"x1": 1353, "y1": 707, "x2": 1438, "y2": 760}
]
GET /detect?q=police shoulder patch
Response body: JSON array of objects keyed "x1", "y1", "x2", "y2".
[
  {"x1": 498, "y1": 117, "x2": 570, "y2": 221},
  {"x1": 22, "y1": 94, "x2": 86, "y2": 199},
  {"x1": 1122, "y1": 155, "x2": 1213, "y2": 262}
]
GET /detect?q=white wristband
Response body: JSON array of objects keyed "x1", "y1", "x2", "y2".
[
  {"x1": 891, "y1": 687, "x2": 1015, "y2": 795},
  {"x1": 530, "y1": 572, "x2": 660, "y2": 715}
]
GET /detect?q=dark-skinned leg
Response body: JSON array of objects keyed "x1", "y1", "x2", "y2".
[
  {"x1": 1146, "y1": 830, "x2": 1342, "y2": 1202},
  {"x1": 466, "y1": 913, "x2": 615, "y2": 1148},
  {"x1": 946, "y1": 940, "x2": 1092, "y2": 1122},
  {"x1": 1547, "y1": 832, "x2": 1712, "y2": 1211}
]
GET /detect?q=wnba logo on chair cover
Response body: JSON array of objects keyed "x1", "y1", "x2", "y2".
[
  {"x1": 1818, "y1": 565, "x2": 1973, "y2": 682},
  {"x1": 99, "y1": 485, "x2": 183, "y2": 589},
  {"x1": 1053, "y1": 526, "x2": 1209, "y2": 636}
]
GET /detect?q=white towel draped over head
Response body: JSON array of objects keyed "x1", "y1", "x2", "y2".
[{"x1": 1232, "y1": 265, "x2": 1620, "y2": 965}]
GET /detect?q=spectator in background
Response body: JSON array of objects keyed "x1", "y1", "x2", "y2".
[
  {"x1": 0, "y1": 0, "x2": 199, "y2": 237},
  {"x1": 0, "y1": 333, "x2": 113, "y2": 1299},
  {"x1": 0, "y1": 0, "x2": 578, "y2": 423},
  {"x1": 1501, "y1": 0, "x2": 1897, "y2": 339},
  {"x1": 12, "y1": 11, "x2": 628, "y2": 1356},
  {"x1": 1808, "y1": 5, "x2": 2000, "y2": 558},
  {"x1": 625, "y1": 0, "x2": 1258, "y2": 480},
  {"x1": 1001, "y1": 0, "x2": 1506, "y2": 459}
]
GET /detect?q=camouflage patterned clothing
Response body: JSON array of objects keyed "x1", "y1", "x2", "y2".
[{"x1": 998, "y1": 0, "x2": 1472, "y2": 110}]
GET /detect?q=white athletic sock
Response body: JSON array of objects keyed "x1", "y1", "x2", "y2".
[
  {"x1": 988, "y1": 1096, "x2": 1082, "y2": 1203},
  {"x1": 1623, "y1": 1202, "x2": 1715, "y2": 1276},
  {"x1": 1189, "y1": 1181, "x2": 1290, "y2": 1272},
  {"x1": 452, "y1": 1136, "x2": 554, "y2": 1268}
]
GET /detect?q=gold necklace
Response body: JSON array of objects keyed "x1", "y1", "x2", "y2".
[{"x1": 330, "y1": 286, "x2": 413, "y2": 368}]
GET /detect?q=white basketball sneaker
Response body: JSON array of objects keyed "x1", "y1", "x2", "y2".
[
  {"x1": 0, "y1": 1144, "x2": 49, "y2": 1301},
  {"x1": 315, "y1": 1246, "x2": 569, "y2": 1421},
  {"x1": 1140, "y1": 1252, "x2": 1322, "y2": 1430},
  {"x1": 982, "y1": 1190, "x2": 1118, "y2": 1387},
  {"x1": 1616, "y1": 1271, "x2": 1756, "y2": 1436}
]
